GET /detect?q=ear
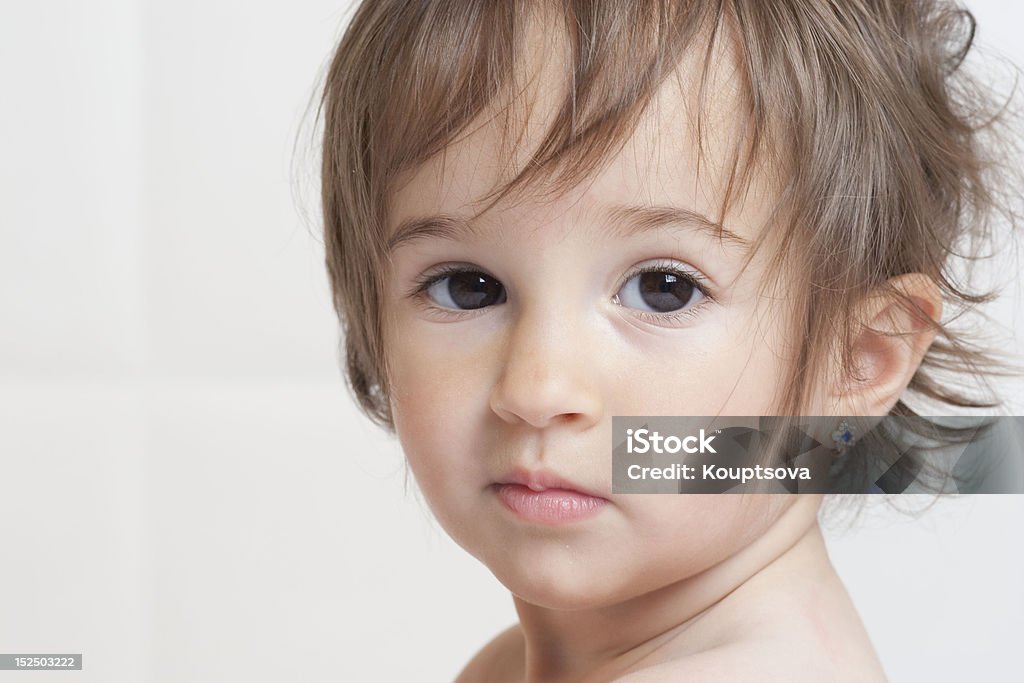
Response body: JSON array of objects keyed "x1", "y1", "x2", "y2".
[{"x1": 832, "y1": 273, "x2": 943, "y2": 416}]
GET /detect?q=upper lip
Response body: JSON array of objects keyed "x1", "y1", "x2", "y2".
[{"x1": 496, "y1": 466, "x2": 607, "y2": 500}]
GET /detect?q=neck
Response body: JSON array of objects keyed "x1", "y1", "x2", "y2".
[{"x1": 512, "y1": 496, "x2": 831, "y2": 683}]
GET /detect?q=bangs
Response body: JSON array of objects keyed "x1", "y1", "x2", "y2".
[{"x1": 347, "y1": 0, "x2": 769, "y2": 231}]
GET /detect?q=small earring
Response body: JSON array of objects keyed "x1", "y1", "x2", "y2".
[{"x1": 831, "y1": 420, "x2": 857, "y2": 456}]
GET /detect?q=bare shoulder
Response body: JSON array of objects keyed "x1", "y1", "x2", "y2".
[
  {"x1": 607, "y1": 636, "x2": 884, "y2": 683},
  {"x1": 453, "y1": 624, "x2": 524, "y2": 683},
  {"x1": 613, "y1": 621, "x2": 887, "y2": 683}
]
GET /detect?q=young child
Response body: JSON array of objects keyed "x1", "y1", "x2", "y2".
[{"x1": 317, "y1": 1, "x2": 1020, "y2": 680}]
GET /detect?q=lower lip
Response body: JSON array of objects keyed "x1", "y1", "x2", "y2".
[{"x1": 493, "y1": 484, "x2": 608, "y2": 525}]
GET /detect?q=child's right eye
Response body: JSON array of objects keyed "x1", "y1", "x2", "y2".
[{"x1": 414, "y1": 266, "x2": 507, "y2": 311}]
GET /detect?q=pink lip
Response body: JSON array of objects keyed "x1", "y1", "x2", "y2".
[{"x1": 492, "y1": 468, "x2": 608, "y2": 525}]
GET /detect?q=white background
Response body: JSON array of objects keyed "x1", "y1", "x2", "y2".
[{"x1": 1, "y1": 1, "x2": 1022, "y2": 681}]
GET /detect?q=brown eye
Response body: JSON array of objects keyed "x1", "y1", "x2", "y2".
[
  {"x1": 424, "y1": 270, "x2": 506, "y2": 310},
  {"x1": 617, "y1": 268, "x2": 705, "y2": 313}
]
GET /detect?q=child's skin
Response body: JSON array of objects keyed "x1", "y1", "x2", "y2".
[{"x1": 381, "y1": 15, "x2": 939, "y2": 683}]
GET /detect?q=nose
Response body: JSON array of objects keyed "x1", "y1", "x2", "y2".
[{"x1": 488, "y1": 305, "x2": 604, "y2": 431}]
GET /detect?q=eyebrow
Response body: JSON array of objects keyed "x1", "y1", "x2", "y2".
[{"x1": 386, "y1": 204, "x2": 750, "y2": 254}]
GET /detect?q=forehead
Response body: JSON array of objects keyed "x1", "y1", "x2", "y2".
[{"x1": 387, "y1": 11, "x2": 776, "y2": 249}]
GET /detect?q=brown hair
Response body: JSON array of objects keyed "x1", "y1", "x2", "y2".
[{"x1": 314, "y1": 0, "x2": 1021, "y2": 473}]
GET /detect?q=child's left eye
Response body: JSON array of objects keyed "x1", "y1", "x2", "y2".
[{"x1": 614, "y1": 263, "x2": 712, "y2": 322}]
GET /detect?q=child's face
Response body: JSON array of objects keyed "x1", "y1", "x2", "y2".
[{"x1": 381, "y1": 36, "x2": 825, "y2": 608}]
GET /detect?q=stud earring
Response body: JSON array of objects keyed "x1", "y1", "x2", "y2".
[{"x1": 831, "y1": 420, "x2": 857, "y2": 456}]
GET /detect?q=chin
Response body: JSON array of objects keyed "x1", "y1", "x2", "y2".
[{"x1": 485, "y1": 548, "x2": 630, "y2": 610}]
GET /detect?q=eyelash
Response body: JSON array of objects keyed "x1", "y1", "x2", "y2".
[
  {"x1": 408, "y1": 261, "x2": 715, "y2": 326},
  {"x1": 409, "y1": 263, "x2": 480, "y2": 301}
]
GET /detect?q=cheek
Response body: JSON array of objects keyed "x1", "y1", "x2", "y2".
[
  {"x1": 388, "y1": 338, "x2": 454, "y2": 460},
  {"x1": 386, "y1": 332, "x2": 493, "y2": 522},
  {"x1": 609, "y1": 312, "x2": 793, "y2": 417},
  {"x1": 703, "y1": 301, "x2": 795, "y2": 414}
]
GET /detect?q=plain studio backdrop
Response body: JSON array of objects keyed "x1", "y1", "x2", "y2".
[{"x1": 1, "y1": 1, "x2": 1022, "y2": 681}]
